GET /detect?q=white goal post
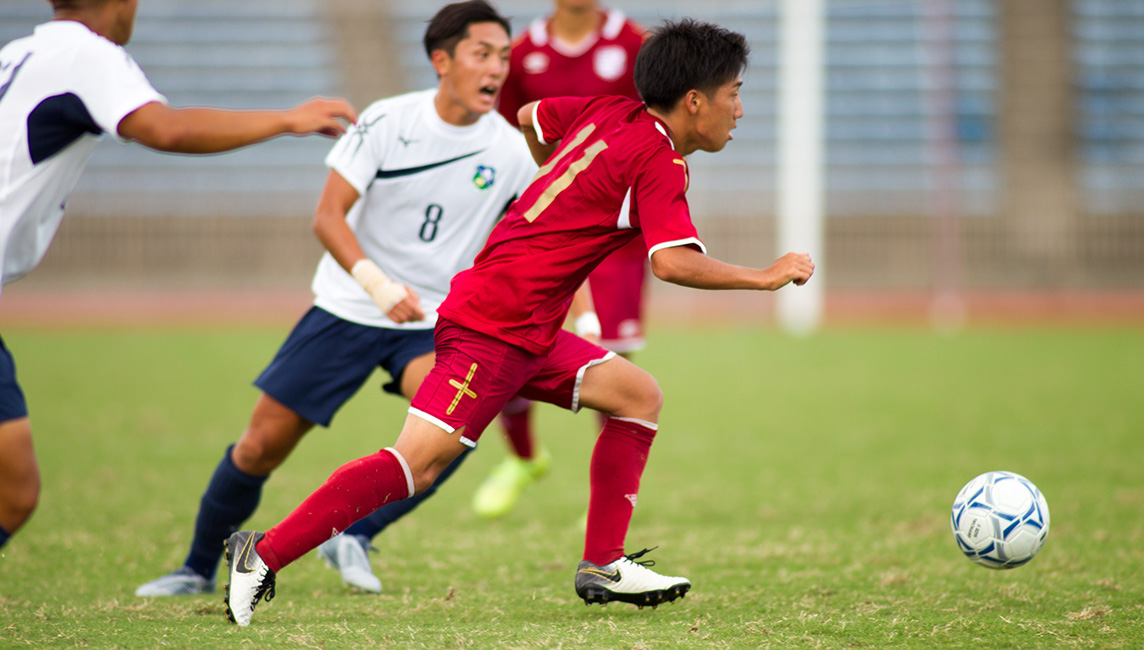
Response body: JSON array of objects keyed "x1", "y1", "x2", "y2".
[{"x1": 776, "y1": 0, "x2": 826, "y2": 335}]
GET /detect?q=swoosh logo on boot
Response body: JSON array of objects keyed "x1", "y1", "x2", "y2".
[
  {"x1": 579, "y1": 566, "x2": 622, "y2": 583},
  {"x1": 237, "y1": 535, "x2": 257, "y2": 573}
]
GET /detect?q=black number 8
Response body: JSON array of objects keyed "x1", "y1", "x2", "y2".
[{"x1": 420, "y1": 204, "x2": 443, "y2": 242}]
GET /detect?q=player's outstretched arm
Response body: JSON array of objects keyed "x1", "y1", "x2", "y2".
[
  {"x1": 650, "y1": 246, "x2": 814, "y2": 291},
  {"x1": 117, "y1": 97, "x2": 357, "y2": 154},
  {"x1": 313, "y1": 170, "x2": 424, "y2": 323}
]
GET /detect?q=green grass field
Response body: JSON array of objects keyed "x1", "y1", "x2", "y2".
[{"x1": 0, "y1": 325, "x2": 1140, "y2": 649}]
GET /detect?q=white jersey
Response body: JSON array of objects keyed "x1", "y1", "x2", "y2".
[
  {"x1": 313, "y1": 89, "x2": 537, "y2": 329},
  {"x1": 0, "y1": 21, "x2": 165, "y2": 294}
]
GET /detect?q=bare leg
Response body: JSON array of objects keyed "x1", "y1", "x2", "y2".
[{"x1": 0, "y1": 417, "x2": 39, "y2": 536}]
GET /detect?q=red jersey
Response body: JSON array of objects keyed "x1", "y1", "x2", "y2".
[
  {"x1": 439, "y1": 96, "x2": 705, "y2": 355},
  {"x1": 498, "y1": 8, "x2": 648, "y2": 269},
  {"x1": 497, "y1": 9, "x2": 644, "y2": 128}
]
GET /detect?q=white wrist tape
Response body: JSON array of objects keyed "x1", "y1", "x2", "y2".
[
  {"x1": 574, "y1": 312, "x2": 602, "y2": 338},
  {"x1": 351, "y1": 259, "x2": 407, "y2": 314}
]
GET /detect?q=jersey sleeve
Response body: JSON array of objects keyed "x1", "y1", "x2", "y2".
[
  {"x1": 497, "y1": 43, "x2": 528, "y2": 127},
  {"x1": 534, "y1": 95, "x2": 599, "y2": 145},
  {"x1": 632, "y1": 148, "x2": 705, "y2": 259},
  {"x1": 324, "y1": 101, "x2": 389, "y2": 196},
  {"x1": 74, "y1": 41, "x2": 166, "y2": 141}
]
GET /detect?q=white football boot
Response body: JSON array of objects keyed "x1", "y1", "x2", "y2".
[
  {"x1": 318, "y1": 534, "x2": 382, "y2": 594},
  {"x1": 223, "y1": 530, "x2": 276, "y2": 626},
  {"x1": 574, "y1": 548, "x2": 690, "y2": 607}
]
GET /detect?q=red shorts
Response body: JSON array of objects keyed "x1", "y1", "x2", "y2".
[
  {"x1": 588, "y1": 238, "x2": 648, "y2": 354},
  {"x1": 409, "y1": 318, "x2": 614, "y2": 448}
]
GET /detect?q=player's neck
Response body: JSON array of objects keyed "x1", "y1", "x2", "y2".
[
  {"x1": 550, "y1": 8, "x2": 600, "y2": 48},
  {"x1": 433, "y1": 90, "x2": 481, "y2": 128},
  {"x1": 53, "y1": 7, "x2": 128, "y2": 45},
  {"x1": 646, "y1": 107, "x2": 698, "y2": 157}
]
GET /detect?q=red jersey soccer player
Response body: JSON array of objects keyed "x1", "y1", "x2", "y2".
[
  {"x1": 223, "y1": 19, "x2": 813, "y2": 626},
  {"x1": 475, "y1": 0, "x2": 650, "y2": 519}
]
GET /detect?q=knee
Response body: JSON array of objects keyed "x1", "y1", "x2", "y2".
[
  {"x1": 400, "y1": 450, "x2": 463, "y2": 496},
  {"x1": 15, "y1": 476, "x2": 40, "y2": 519},
  {"x1": 409, "y1": 470, "x2": 435, "y2": 496},
  {"x1": 632, "y1": 372, "x2": 664, "y2": 421},
  {"x1": 5, "y1": 469, "x2": 40, "y2": 523},
  {"x1": 233, "y1": 421, "x2": 298, "y2": 475}
]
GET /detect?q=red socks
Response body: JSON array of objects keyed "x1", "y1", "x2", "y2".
[
  {"x1": 583, "y1": 418, "x2": 657, "y2": 566},
  {"x1": 257, "y1": 448, "x2": 410, "y2": 572},
  {"x1": 252, "y1": 419, "x2": 658, "y2": 572},
  {"x1": 498, "y1": 397, "x2": 534, "y2": 460}
]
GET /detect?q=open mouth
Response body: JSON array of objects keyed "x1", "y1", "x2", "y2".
[{"x1": 479, "y1": 85, "x2": 499, "y2": 100}]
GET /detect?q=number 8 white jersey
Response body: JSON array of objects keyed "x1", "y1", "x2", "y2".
[{"x1": 312, "y1": 89, "x2": 537, "y2": 329}]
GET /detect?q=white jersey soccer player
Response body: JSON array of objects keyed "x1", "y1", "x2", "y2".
[
  {"x1": 137, "y1": 3, "x2": 542, "y2": 599},
  {"x1": 0, "y1": 1, "x2": 355, "y2": 553},
  {"x1": 313, "y1": 88, "x2": 536, "y2": 329},
  {"x1": 0, "y1": 21, "x2": 166, "y2": 293}
]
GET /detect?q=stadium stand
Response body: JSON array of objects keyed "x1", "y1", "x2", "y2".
[
  {"x1": 1, "y1": 0, "x2": 1141, "y2": 291},
  {"x1": 1073, "y1": 0, "x2": 1144, "y2": 214},
  {"x1": 0, "y1": 0, "x2": 342, "y2": 219}
]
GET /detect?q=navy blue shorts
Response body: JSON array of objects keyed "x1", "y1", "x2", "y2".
[
  {"x1": 0, "y1": 335, "x2": 29, "y2": 423},
  {"x1": 254, "y1": 307, "x2": 435, "y2": 427}
]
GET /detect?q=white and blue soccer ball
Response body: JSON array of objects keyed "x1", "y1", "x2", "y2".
[{"x1": 950, "y1": 471, "x2": 1050, "y2": 569}]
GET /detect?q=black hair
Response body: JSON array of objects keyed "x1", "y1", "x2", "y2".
[
  {"x1": 634, "y1": 19, "x2": 750, "y2": 111},
  {"x1": 423, "y1": 0, "x2": 512, "y2": 60},
  {"x1": 50, "y1": 0, "x2": 102, "y2": 10}
]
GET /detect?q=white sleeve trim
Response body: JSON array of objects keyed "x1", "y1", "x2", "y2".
[
  {"x1": 648, "y1": 237, "x2": 707, "y2": 260},
  {"x1": 532, "y1": 101, "x2": 549, "y2": 145}
]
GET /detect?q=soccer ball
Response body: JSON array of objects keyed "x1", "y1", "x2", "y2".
[{"x1": 950, "y1": 471, "x2": 1050, "y2": 569}]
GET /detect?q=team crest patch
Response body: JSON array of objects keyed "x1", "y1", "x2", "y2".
[
  {"x1": 473, "y1": 165, "x2": 496, "y2": 190},
  {"x1": 593, "y1": 45, "x2": 627, "y2": 82},
  {"x1": 523, "y1": 51, "x2": 549, "y2": 74}
]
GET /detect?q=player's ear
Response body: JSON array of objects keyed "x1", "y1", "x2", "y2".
[
  {"x1": 685, "y1": 89, "x2": 703, "y2": 116},
  {"x1": 430, "y1": 49, "x2": 452, "y2": 78}
]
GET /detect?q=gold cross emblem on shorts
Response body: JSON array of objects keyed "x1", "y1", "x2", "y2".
[{"x1": 446, "y1": 363, "x2": 479, "y2": 415}]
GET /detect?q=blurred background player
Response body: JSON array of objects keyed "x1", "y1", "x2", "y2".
[
  {"x1": 222, "y1": 19, "x2": 814, "y2": 627},
  {"x1": 134, "y1": 0, "x2": 536, "y2": 596},
  {"x1": 0, "y1": 0, "x2": 355, "y2": 553},
  {"x1": 474, "y1": 0, "x2": 648, "y2": 519}
]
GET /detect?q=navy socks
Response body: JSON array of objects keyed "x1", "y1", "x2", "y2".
[{"x1": 183, "y1": 445, "x2": 268, "y2": 580}]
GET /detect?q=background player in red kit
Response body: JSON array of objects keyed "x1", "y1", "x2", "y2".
[
  {"x1": 475, "y1": 0, "x2": 650, "y2": 519},
  {"x1": 222, "y1": 19, "x2": 814, "y2": 627}
]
